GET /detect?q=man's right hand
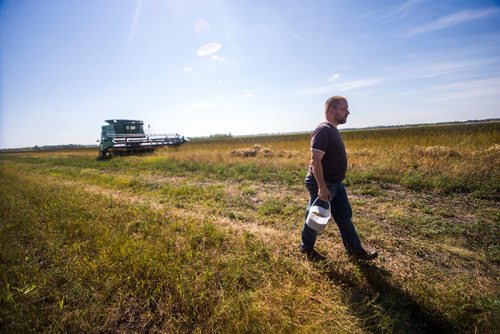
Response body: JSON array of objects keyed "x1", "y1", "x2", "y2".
[{"x1": 318, "y1": 186, "x2": 331, "y2": 202}]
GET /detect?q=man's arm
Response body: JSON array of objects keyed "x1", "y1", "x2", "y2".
[{"x1": 310, "y1": 150, "x2": 331, "y2": 201}]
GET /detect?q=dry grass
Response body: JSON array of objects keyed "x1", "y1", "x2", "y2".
[{"x1": 1, "y1": 122, "x2": 498, "y2": 333}]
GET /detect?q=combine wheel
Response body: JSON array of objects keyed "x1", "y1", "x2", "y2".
[{"x1": 97, "y1": 150, "x2": 113, "y2": 160}]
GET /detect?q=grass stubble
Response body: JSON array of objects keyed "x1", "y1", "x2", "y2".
[{"x1": 0, "y1": 122, "x2": 499, "y2": 333}]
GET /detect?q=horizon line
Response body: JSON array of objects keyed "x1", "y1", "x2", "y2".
[{"x1": 2, "y1": 118, "x2": 498, "y2": 150}]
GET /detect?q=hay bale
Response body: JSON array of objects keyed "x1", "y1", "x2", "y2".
[
  {"x1": 230, "y1": 145, "x2": 275, "y2": 158},
  {"x1": 276, "y1": 150, "x2": 299, "y2": 158},
  {"x1": 414, "y1": 145, "x2": 461, "y2": 158},
  {"x1": 472, "y1": 144, "x2": 500, "y2": 165},
  {"x1": 262, "y1": 147, "x2": 273, "y2": 157},
  {"x1": 230, "y1": 149, "x2": 258, "y2": 157},
  {"x1": 485, "y1": 144, "x2": 500, "y2": 153},
  {"x1": 251, "y1": 144, "x2": 261, "y2": 152}
]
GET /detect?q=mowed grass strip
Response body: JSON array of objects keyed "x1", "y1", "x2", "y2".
[
  {"x1": 0, "y1": 164, "x2": 362, "y2": 333},
  {"x1": 1, "y1": 158, "x2": 498, "y2": 332}
]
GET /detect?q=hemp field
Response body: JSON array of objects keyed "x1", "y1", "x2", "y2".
[{"x1": 1, "y1": 122, "x2": 499, "y2": 333}]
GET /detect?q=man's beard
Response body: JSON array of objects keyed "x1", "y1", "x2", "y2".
[{"x1": 337, "y1": 116, "x2": 348, "y2": 124}]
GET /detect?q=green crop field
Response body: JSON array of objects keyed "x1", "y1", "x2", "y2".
[{"x1": 1, "y1": 122, "x2": 499, "y2": 333}]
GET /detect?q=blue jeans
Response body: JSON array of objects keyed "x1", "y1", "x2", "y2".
[{"x1": 301, "y1": 174, "x2": 364, "y2": 255}]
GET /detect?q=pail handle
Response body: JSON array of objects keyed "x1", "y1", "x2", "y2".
[{"x1": 311, "y1": 197, "x2": 330, "y2": 210}]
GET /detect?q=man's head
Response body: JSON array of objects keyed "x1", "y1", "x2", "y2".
[{"x1": 325, "y1": 96, "x2": 349, "y2": 126}]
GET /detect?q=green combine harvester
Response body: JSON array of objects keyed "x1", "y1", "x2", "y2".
[{"x1": 98, "y1": 119, "x2": 187, "y2": 159}]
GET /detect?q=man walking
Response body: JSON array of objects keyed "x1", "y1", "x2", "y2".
[{"x1": 300, "y1": 96, "x2": 378, "y2": 261}]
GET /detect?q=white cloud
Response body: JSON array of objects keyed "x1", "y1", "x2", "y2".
[
  {"x1": 197, "y1": 42, "x2": 222, "y2": 56},
  {"x1": 361, "y1": 0, "x2": 426, "y2": 21},
  {"x1": 328, "y1": 74, "x2": 340, "y2": 82},
  {"x1": 184, "y1": 66, "x2": 193, "y2": 71},
  {"x1": 296, "y1": 79, "x2": 382, "y2": 95},
  {"x1": 401, "y1": 58, "x2": 498, "y2": 79},
  {"x1": 243, "y1": 93, "x2": 254, "y2": 98},
  {"x1": 190, "y1": 101, "x2": 216, "y2": 109},
  {"x1": 432, "y1": 77, "x2": 500, "y2": 101},
  {"x1": 405, "y1": 7, "x2": 500, "y2": 38},
  {"x1": 289, "y1": 32, "x2": 310, "y2": 43},
  {"x1": 211, "y1": 55, "x2": 225, "y2": 61},
  {"x1": 378, "y1": 0, "x2": 427, "y2": 20},
  {"x1": 193, "y1": 18, "x2": 211, "y2": 35},
  {"x1": 129, "y1": 0, "x2": 143, "y2": 42},
  {"x1": 334, "y1": 79, "x2": 383, "y2": 91}
]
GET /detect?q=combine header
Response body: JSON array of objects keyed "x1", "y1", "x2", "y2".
[{"x1": 98, "y1": 119, "x2": 187, "y2": 159}]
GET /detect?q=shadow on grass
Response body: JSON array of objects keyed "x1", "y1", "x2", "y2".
[{"x1": 315, "y1": 260, "x2": 455, "y2": 333}]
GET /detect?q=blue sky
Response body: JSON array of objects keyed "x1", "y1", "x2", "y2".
[{"x1": 1, "y1": 0, "x2": 499, "y2": 148}]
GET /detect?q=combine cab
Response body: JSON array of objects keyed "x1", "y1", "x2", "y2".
[{"x1": 98, "y1": 119, "x2": 187, "y2": 159}]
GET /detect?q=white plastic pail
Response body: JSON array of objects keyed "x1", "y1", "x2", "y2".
[{"x1": 306, "y1": 198, "x2": 331, "y2": 234}]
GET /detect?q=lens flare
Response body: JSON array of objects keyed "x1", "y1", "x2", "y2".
[{"x1": 197, "y1": 42, "x2": 222, "y2": 56}]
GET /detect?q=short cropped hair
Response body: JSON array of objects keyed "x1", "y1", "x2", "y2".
[{"x1": 324, "y1": 96, "x2": 346, "y2": 113}]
